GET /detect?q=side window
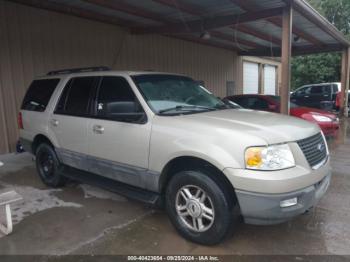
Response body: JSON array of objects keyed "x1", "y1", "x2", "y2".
[
  {"x1": 234, "y1": 97, "x2": 250, "y2": 108},
  {"x1": 332, "y1": 85, "x2": 339, "y2": 94},
  {"x1": 252, "y1": 98, "x2": 269, "y2": 110},
  {"x1": 310, "y1": 85, "x2": 324, "y2": 94},
  {"x1": 96, "y1": 76, "x2": 145, "y2": 123},
  {"x1": 21, "y1": 79, "x2": 60, "y2": 112},
  {"x1": 295, "y1": 86, "x2": 307, "y2": 96},
  {"x1": 303, "y1": 86, "x2": 312, "y2": 95},
  {"x1": 323, "y1": 85, "x2": 331, "y2": 93},
  {"x1": 55, "y1": 77, "x2": 97, "y2": 116}
]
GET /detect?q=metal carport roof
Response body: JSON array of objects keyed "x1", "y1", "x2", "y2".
[{"x1": 8, "y1": 0, "x2": 350, "y2": 56}]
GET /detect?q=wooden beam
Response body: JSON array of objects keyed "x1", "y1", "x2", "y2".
[
  {"x1": 230, "y1": 0, "x2": 324, "y2": 46},
  {"x1": 346, "y1": 48, "x2": 350, "y2": 117},
  {"x1": 280, "y1": 5, "x2": 293, "y2": 115},
  {"x1": 132, "y1": 7, "x2": 284, "y2": 34},
  {"x1": 258, "y1": 64, "x2": 264, "y2": 94},
  {"x1": 340, "y1": 48, "x2": 350, "y2": 116}
]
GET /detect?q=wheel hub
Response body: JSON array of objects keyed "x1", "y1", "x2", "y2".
[{"x1": 187, "y1": 200, "x2": 202, "y2": 218}]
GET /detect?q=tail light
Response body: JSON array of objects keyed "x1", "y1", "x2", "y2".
[{"x1": 18, "y1": 112, "x2": 24, "y2": 129}]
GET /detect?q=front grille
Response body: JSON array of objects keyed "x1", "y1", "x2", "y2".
[{"x1": 297, "y1": 133, "x2": 327, "y2": 168}]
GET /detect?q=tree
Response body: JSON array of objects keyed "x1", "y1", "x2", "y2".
[{"x1": 291, "y1": 0, "x2": 350, "y2": 89}]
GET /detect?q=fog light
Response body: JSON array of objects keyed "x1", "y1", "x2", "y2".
[{"x1": 280, "y1": 197, "x2": 297, "y2": 208}]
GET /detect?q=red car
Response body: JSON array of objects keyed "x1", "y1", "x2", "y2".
[{"x1": 225, "y1": 94, "x2": 339, "y2": 136}]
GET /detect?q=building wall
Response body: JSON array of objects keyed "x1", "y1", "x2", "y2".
[{"x1": 0, "y1": 1, "x2": 239, "y2": 154}]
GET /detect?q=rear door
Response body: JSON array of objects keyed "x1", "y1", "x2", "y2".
[
  {"x1": 87, "y1": 76, "x2": 152, "y2": 187},
  {"x1": 49, "y1": 76, "x2": 98, "y2": 171}
]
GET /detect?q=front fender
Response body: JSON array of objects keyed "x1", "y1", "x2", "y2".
[{"x1": 148, "y1": 137, "x2": 242, "y2": 173}]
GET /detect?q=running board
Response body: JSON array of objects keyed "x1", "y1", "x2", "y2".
[{"x1": 60, "y1": 166, "x2": 162, "y2": 207}]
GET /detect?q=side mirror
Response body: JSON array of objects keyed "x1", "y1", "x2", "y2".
[{"x1": 103, "y1": 101, "x2": 147, "y2": 123}]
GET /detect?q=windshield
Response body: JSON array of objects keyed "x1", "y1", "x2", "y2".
[
  {"x1": 267, "y1": 95, "x2": 298, "y2": 108},
  {"x1": 132, "y1": 74, "x2": 227, "y2": 114}
]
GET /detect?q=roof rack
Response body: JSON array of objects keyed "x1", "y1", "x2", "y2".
[{"x1": 47, "y1": 66, "x2": 111, "y2": 76}]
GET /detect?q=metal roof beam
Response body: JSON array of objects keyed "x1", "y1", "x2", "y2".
[
  {"x1": 132, "y1": 7, "x2": 284, "y2": 34},
  {"x1": 232, "y1": 24, "x2": 281, "y2": 46},
  {"x1": 84, "y1": 0, "x2": 260, "y2": 49},
  {"x1": 230, "y1": 0, "x2": 324, "y2": 46},
  {"x1": 152, "y1": 0, "x2": 200, "y2": 16},
  {"x1": 238, "y1": 43, "x2": 344, "y2": 56},
  {"x1": 152, "y1": 0, "x2": 281, "y2": 47},
  {"x1": 83, "y1": 0, "x2": 169, "y2": 23},
  {"x1": 291, "y1": 0, "x2": 350, "y2": 47},
  {"x1": 210, "y1": 31, "x2": 266, "y2": 49},
  {"x1": 8, "y1": 0, "x2": 139, "y2": 28}
]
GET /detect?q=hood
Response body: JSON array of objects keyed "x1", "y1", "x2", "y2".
[{"x1": 180, "y1": 109, "x2": 320, "y2": 144}]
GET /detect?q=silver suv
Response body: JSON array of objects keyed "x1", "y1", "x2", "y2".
[{"x1": 19, "y1": 67, "x2": 331, "y2": 245}]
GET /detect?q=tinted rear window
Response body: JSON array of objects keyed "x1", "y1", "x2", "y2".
[{"x1": 21, "y1": 79, "x2": 60, "y2": 112}]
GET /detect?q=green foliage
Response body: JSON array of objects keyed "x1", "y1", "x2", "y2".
[
  {"x1": 291, "y1": 53, "x2": 341, "y2": 89},
  {"x1": 291, "y1": 0, "x2": 350, "y2": 89}
]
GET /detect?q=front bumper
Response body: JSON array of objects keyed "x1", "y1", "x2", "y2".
[{"x1": 235, "y1": 173, "x2": 331, "y2": 225}]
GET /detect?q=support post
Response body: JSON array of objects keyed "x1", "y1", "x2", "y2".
[
  {"x1": 345, "y1": 48, "x2": 350, "y2": 117},
  {"x1": 340, "y1": 49, "x2": 349, "y2": 116},
  {"x1": 258, "y1": 64, "x2": 264, "y2": 94},
  {"x1": 280, "y1": 5, "x2": 293, "y2": 114}
]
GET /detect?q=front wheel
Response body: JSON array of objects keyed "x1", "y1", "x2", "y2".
[{"x1": 165, "y1": 170, "x2": 239, "y2": 245}]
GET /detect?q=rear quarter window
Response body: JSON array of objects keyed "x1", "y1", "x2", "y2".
[{"x1": 21, "y1": 79, "x2": 60, "y2": 112}]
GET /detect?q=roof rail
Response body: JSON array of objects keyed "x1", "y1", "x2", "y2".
[{"x1": 47, "y1": 66, "x2": 110, "y2": 76}]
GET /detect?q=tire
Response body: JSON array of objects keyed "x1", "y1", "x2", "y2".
[
  {"x1": 165, "y1": 170, "x2": 239, "y2": 245},
  {"x1": 35, "y1": 143, "x2": 67, "y2": 187}
]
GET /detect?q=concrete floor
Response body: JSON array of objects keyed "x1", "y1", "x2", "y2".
[{"x1": 0, "y1": 119, "x2": 349, "y2": 256}]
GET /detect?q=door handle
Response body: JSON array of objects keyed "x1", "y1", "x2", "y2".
[
  {"x1": 304, "y1": 95, "x2": 309, "y2": 98},
  {"x1": 93, "y1": 125, "x2": 104, "y2": 134},
  {"x1": 50, "y1": 119, "x2": 59, "y2": 127}
]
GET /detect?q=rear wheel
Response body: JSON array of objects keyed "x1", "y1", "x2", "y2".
[
  {"x1": 165, "y1": 170, "x2": 239, "y2": 245},
  {"x1": 36, "y1": 143, "x2": 66, "y2": 187}
]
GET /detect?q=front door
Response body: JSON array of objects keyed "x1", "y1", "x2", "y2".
[{"x1": 87, "y1": 76, "x2": 152, "y2": 188}]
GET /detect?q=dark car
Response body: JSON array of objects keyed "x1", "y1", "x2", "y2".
[
  {"x1": 225, "y1": 94, "x2": 339, "y2": 136},
  {"x1": 290, "y1": 83, "x2": 340, "y2": 111}
]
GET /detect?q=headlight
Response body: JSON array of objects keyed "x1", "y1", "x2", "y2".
[
  {"x1": 311, "y1": 115, "x2": 332, "y2": 122},
  {"x1": 245, "y1": 144, "x2": 295, "y2": 170}
]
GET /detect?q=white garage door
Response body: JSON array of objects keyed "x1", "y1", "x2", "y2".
[
  {"x1": 264, "y1": 65, "x2": 276, "y2": 95},
  {"x1": 243, "y1": 62, "x2": 259, "y2": 94}
]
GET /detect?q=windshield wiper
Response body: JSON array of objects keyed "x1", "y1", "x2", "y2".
[{"x1": 158, "y1": 105, "x2": 216, "y2": 114}]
